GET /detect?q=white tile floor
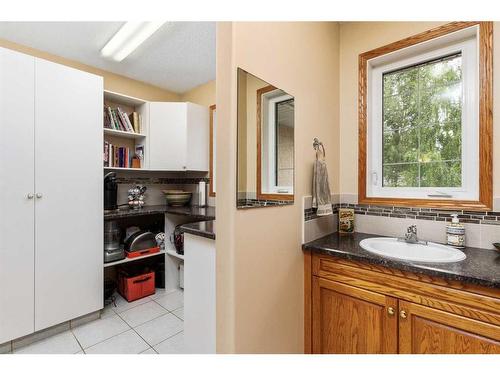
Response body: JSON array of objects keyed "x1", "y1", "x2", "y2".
[{"x1": 13, "y1": 288, "x2": 185, "y2": 354}]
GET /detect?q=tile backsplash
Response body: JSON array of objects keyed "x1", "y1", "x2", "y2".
[
  {"x1": 112, "y1": 172, "x2": 210, "y2": 207},
  {"x1": 302, "y1": 195, "x2": 500, "y2": 250}
]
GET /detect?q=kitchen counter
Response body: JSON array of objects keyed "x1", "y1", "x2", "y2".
[
  {"x1": 180, "y1": 220, "x2": 215, "y2": 240},
  {"x1": 104, "y1": 205, "x2": 215, "y2": 221},
  {"x1": 303, "y1": 232, "x2": 500, "y2": 288}
]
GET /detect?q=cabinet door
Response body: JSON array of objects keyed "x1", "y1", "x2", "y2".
[
  {"x1": 399, "y1": 301, "x2": 500, "y2": 354},
  {"x1": 34, "y1": 59, "x2": 103, "y2": 330},
  {"x1": 0, "y1": 47, "x2": 35, "y2": 343},
  {"x1": 312, "y1": 277, "x2": 398, "y2": 353},
  {"x1": 149, "y1": 102, "x2": 187, "y2": 170},
  {"x1": 186, "y1": 103, "x2": 209, "y2": 171}
]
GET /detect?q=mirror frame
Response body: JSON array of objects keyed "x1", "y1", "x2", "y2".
[
  {"x1": 209, "y1": 104, "x2": 216, "y2": 197},
  {"x1": 256, "y1": 85, "x2": 294, "y2": 201}
]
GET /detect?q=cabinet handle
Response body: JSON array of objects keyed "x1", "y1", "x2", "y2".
[
  {"x1": 400, "y1": 310, "x2": 407, "y2": 319},
  {"x1": 387, "y1": 307, "x2": 395, "y2": 316},
  {"x1": 36, "y1": 193, "x2": 43, "y2": 198},
  {"x1": 27, "y1": 193, "x2": 34, "y2": 199}
]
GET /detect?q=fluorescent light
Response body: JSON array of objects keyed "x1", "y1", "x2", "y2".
[{"x1": 101, "y1": 22, "x2": 166, "y2": 62}]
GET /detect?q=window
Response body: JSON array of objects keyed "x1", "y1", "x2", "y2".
[
  {"x1": 273, "y1": 97, "x2": 295, "y2": 191},
  {"x1": 257, "y1": 86, "x2": 295, "y2": 199},
  {"x1": 359, "y1": 22, "x2": 492, "y2": 209}
]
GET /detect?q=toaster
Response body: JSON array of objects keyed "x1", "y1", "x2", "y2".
[{"x1": 124, "y1": 230, "x2": 159, "y2": 259}]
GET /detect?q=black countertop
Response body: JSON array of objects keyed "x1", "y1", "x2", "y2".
[
  {"x1": 303, "y1": 232, "x2": 500, "y2": 288},
  {"x1": 180, "y1": 220, "x2": 216, "y2": 240},
  {"x1": 104, "y1": 205, "x2": 215, "y2": 221}
]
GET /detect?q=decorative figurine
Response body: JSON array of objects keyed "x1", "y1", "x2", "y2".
[{"x1": 127, "y1": 185, "x2": 146, "y2": 209}]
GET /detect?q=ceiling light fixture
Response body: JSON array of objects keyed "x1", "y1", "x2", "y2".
[{"x1": 101, "y1": 21, "x2": 166, "y2": 62}]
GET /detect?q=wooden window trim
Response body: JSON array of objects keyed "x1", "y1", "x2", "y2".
[
  {"x1": 209, "y1": 104, "x2": 216, "y2": 198},
  {"x1": 256, "y1": 85, "x2": 294, "y2": 201},
  {"x1": 358, "y1": 21, "x2": 493, "y2": 210}
]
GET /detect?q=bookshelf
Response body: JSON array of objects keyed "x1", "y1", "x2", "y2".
[{"x1": 103, "y1": 90, "x2": 148, "y2": 170}]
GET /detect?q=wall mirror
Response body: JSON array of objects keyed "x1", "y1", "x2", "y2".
[{"x1": 237, "y1": 68, "x2": 295, "y2": 208}]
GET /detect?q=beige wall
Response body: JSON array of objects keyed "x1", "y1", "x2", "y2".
[
  {"x1": 180, "y1": 80, "x2": 216, "y2": 106},
  {"x1": 216, "y1": 22, "x2": 340, "y2": 353},
  {"x1": 339, "y1": 22, "x2": 500, "y2": 202},
  {"x1": 0, "y1": 38, "x2": 180, "y2": 101}
]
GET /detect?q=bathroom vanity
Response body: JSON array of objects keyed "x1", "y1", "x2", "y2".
[{"x1": 303, "y1": 233, "x2": 500, "y2": 354}]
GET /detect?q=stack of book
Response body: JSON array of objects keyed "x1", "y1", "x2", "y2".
[
  {"x1": 103, "y1": 142, "x2": 144, "y2": 169},
  {"x1": 104, "y1": 106, "x2": 142, "y2": 134}
]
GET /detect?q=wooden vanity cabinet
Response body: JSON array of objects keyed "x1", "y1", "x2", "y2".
[
  {"x1": 305, "y1": 252, "x2": 500, "y2": 354},
  {"x1": 398, "y1": 301, "x2": 500, "y2": 354},
  {"x1": 312, "y1": 277, "x2": 398, "y2": 353}
]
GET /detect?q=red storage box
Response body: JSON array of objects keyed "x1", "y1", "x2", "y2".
[{"x1": 118, "y1": 270, "x2": 155, "y2": 302}]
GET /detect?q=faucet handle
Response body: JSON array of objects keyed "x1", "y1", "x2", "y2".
[{"x1": 407, "y1": 224, "x2": 417, "y2": 234}]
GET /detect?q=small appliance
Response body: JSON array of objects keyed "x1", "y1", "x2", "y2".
[
  {"x1": 104, "y1": 220, "x2": 125, "y2": 263},
  {"x1": 104, "y1": 172, "x2": 118, "y2": 211}
]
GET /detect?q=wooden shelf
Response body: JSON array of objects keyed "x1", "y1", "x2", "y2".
[
  {"x1": 104, "y1": 250, "x2": 166, "y2": 268},
  {"x1": 166, "y1": 249, "x2": 184, "y2": 260},
  {"x1": 104, "y1": 128, "x2": 145, "y2": 139}
]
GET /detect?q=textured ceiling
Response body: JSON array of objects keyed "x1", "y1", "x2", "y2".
[{"x1": 0, "y1": 22, "x2": 216, "y2": 93}]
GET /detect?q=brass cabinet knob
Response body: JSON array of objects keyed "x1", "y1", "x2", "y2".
[
  {"x1": 27, "y1": 193, "x2": 34, "y2": 199},
  {"x1": 387, "y1": 307, "x2": 395, "y2": 315},
  {"x1": 400, "y1": 310, "x2": 407, "y2": 319}
]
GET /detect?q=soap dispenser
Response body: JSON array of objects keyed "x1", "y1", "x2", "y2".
[{"x1": 446, "y1": 214, "x2": 465, "y2": 248}]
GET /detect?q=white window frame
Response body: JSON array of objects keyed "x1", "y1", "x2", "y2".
[
  {"x1": 261, "y1": 90, "x2": 294, "y2": 195},
  {"x1": 366, "y1": 26, "x2": 479, "y2": 201}
]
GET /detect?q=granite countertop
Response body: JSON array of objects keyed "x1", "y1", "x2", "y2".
[
  {"x1": 104, "y1": 205, "x2": 215, "y2": 220},
  {"x1": 303, "y1": 232, "x2": 500, "y2": 288},
  {"x1": 180, "y1": 220, "x2": 216, "y2": 240}
]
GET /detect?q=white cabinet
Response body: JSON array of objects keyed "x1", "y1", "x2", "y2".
[
  {"x1": 0, "y1": 47, "x2": 103, "y2": 342},
  {"x1": 34, "y1": 59, "x2": 103, "y2": 331},
  {"x1": 0, "y1": 47, "x2": 36, "y2": 344},
  {"x1": 184, "y1": 234, "x2": 216, "y2": 353},
  {"x1": 149, "y1": 102, "x2": 209, "y2": 171}
]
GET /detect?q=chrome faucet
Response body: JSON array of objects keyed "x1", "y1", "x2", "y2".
[
  {"x1": 405, "y1": 225, "x2": 418, "y2": 243},
  {"x1": 401, "y1": 225, "x2": 428, "y2": 245}
]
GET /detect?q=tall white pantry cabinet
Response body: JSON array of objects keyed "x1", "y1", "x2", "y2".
[{"x1": 0, "y1": 47, "x2": 103, "y2": 343}]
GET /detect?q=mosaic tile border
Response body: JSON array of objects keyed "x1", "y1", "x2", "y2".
[
  {"x1": 305, "y1": 203, "x2": 500, "y2": 226},
  {"x1": 238, "y1": 198, "x2": 294, "y2": 209},
  {"x1": 304, "y1": 205, "x2": 339, "y2": 221}
]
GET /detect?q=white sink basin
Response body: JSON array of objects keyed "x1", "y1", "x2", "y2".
[{"x1": 359, "y1": 237, "x2": 466, "y2": 263}]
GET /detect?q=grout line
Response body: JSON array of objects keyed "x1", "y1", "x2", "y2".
[
  {"x1": 70, "y1": 330, "x2": 85, "y2": 354},
  {"x1": 114, "y1": 312, "x2": 157, "y2": 352},
  {"x1": 82, "y1": 328, "x2": 134, "y2": 352},
  {"x1": 153, "y1": 330, "x2": 184, "y2": 351},
  {"x1": 76, "y1": 313, "x2": 133, "y2": 352},
  {"x1": 111, "y1": 295, "x2": 153, "y2": 314},
  {"x1": 114, "y1": 305, "x2": 183, "y2": 351},
  {"x1": 126, "y1": 310, "x2": 171, "y2": 329}
]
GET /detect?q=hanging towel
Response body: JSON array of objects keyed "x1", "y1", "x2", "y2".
[{"x1": 312, "y1": 153, "x2": 333, "y2": 216}]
